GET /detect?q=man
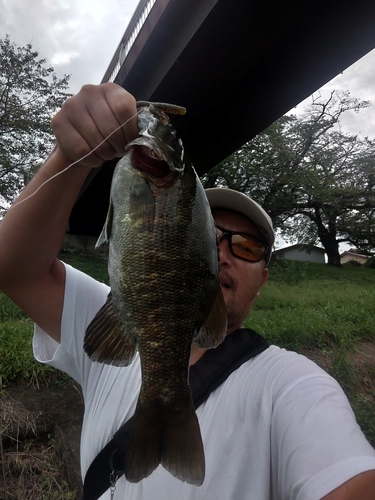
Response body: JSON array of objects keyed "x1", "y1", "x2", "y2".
[{"x1": 0, "y1": 83, "x2": 374, "y2": 499}]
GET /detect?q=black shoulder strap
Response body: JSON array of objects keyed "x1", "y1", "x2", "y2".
[{"x1": 82, "y1": 329, "x2": 269, "y2": 500}]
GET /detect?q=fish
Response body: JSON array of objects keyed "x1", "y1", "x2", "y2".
[{"x1": 83, "y1": 102, "x2": 227, "y2": 486}]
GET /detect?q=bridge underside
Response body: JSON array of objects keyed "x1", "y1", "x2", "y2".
[{"x1": 69, "y1": 0, "x2": 375, "y2": 236}]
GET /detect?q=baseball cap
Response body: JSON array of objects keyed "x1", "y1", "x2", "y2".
[{"x1": 205, "y1": 188, "x2": 275, "y2": 249}]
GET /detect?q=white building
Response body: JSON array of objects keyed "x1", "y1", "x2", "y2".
[{"x1": 274, "y1": 244, "x2": 326, "y2": 264}]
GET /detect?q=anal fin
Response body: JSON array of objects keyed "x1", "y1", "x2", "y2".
[{"x1": 84, "y1": 292, "x2": 137, "y2": 366}]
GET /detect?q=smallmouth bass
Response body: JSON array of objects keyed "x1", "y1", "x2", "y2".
[{"x1": 84, "y1": 102, "x2": 227, "y2": 485}]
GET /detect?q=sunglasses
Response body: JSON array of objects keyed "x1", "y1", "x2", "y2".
[{"x1": 216, "y1": 226, "x2": 271, "y2": 263}]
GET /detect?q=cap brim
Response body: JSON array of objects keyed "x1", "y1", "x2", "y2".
[{"x1": 205, "y1": 188, "x2": 274, "y2": 248}]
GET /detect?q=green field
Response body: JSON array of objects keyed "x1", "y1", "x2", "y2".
[
  {"x1": 0, "y1": 252, "x2": 374, "y2": 445},
  {"x1": 248, "y1": 259, "x2": 375, "y2": 350}
]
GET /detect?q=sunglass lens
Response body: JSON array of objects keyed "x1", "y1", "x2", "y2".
[{"x1": 231, "y1": 234, "x2": 265, "y2": 262}]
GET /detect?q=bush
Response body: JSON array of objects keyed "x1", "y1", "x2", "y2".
[
  {"x1": 345, "y1": 259, "x2": 362, "y2": 267},
  {"x1": 365, "y1": 256, "x2": 375, "y2": 269}
]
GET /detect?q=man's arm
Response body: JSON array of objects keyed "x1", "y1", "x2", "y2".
[
  {"x1": 0, "y1": 83, "x2": 138, "y2": 342},
  {"x1": 322, "y1": 469, "x2": 375, "y2": 499}
]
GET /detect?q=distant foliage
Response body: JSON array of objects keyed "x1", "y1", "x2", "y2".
[
  {"x1": 268, "y1": 258, "x2": 309, "y2": 285},
  {"x1": 0, "y1": 35, "x2": 72, "y2": 213},
  {"x1": 345, "y1": 259, "x2": 362, "y2": 267},
  {"x1": 203, "y1": 91, "x2": 375, "y2": 266},
  {"x1": 364, "y1": 256, "x2": 375, "y2": 268}
]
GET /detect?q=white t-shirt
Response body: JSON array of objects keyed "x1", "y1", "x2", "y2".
[{"x1": 33, "y1": 263, "x2": 375, "y2": 500}]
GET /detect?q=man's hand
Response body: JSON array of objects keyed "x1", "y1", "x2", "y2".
[{"x1": 51, "y1": 82, "x2": 139, "y2": 168}]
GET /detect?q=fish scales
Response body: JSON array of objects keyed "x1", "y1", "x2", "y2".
[{"x1": 84, "y1": 103, "x2": 227, "y2": 486}]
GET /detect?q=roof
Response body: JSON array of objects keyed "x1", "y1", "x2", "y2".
[
  {"x1": 340, "y1": 250, "x2": 369, "y2": 258},
  {"x1": 274, "y1": 244, "x2": 326, "y2": 255}
]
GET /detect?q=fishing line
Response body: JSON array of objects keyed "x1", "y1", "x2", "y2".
[{"x1": 10, "y1": 110, "x2": 140, "y2": 210}]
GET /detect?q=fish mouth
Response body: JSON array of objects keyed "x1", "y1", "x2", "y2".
[{"x1": 131, "y1": 145, "x2": 171, "y2": 178}]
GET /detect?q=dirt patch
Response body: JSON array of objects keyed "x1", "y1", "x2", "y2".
[
  {"x1": 4, "y1": 380, "x2": 83, "y2": 432},
  {"x1": 355, "y1": 342, "x2": 375, "y2": 363},
  {"x1": 299, "y1": 347, "x2": 332, "y2": 372},
  {"x1": 302, "y1": 341, "x2": 375, "y2": 406},
  {"x1": 1, "y1": 380, "x2": 84, "y2": 498},
  {"x1": 302, "y1": 341, "x2": 375, "y2": 371}
]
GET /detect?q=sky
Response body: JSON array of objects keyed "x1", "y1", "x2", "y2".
[
  {"x1": 0, "y1": 0, "x2": 140, "y2": 93},
  {"x1": 290, "y1": 52, "x2": 375, "y2": 139},
  {"x1": 1, "y1": 0, "x2": 374, "y2": 251}
]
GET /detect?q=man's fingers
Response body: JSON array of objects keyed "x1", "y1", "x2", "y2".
[
  {"x1": 51, "y1": 83, "x2": 139, "y2": 167},
  {"x1": 100, "y1": 83, "x2": 139, "y2": 148}
]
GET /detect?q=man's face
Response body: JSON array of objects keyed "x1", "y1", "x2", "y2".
[{"x1": 212, "y1": 208, "x2": 269, "y2": 334}]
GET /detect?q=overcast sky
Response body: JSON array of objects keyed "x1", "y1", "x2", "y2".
[
  {"x1": 291, "y1": 51, "x2": 375, "y2": 139},
  {"x1": 0, "y1": 0, "x2": 139, "y2": 92},
  {"x1": 1, "y1": 0, "x2": 374, "y2": 138}
]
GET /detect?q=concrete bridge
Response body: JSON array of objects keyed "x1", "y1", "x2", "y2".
[{"x1": 68, "y1": 0, "x2": 375, "y2": 238}]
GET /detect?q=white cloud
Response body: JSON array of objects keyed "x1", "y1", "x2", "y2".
[
  {"x1": 0, "y1": 0, "x2": 139, "y2": 93},
  {"x1": 290, "y1": 49, "x2": 375, "y2": 138},
  {"x1": 51, "y1": 51, "x2": 80, "y2": 66}
]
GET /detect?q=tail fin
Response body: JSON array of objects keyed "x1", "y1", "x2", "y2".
[{"x1": 125, "y1": 392, "x2": 205, "y2": 485}]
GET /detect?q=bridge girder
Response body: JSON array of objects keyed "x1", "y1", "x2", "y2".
[{"x1": 69, "y1": 0, "x2": 375, "y2": 236}]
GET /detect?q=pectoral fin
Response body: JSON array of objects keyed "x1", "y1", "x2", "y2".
[
  {"x1": 84, "y1": 292, "x2": 137, "y2": 366},
  {"x1": 193, "y1": 285, "x2": 227, "y2": 348}
]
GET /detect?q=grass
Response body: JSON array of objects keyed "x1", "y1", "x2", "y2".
[
  {"x1": 0, "y1": 295, "x2": 62, "y2": 391},
  {"x1": 1, "y1": 436, "x2": 77, "y2": 499},
  {"x1": 59, "y1": 248, "x2": 109, "y2": 285},
  {"x1": 248, "y1": 264, "x2": 374, "y2": 351},
  {"x1": 0, "y1": 295, "x2": 53, "y2": 390}
]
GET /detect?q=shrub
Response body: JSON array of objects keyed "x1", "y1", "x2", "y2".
[
  {"x1": 364, "y1": 256, "x2": 375, "y2": 269},
  {"x1": 345, "y1": 259, "x2": 362, "y2": 267}
]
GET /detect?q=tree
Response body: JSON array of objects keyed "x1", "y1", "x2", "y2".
[
  {"x1": 0, "y1": 35, "x2": 72, "y2": 213},
  {"x1": 202, "y1": 91, "x2": 375, "y2": 266}
]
